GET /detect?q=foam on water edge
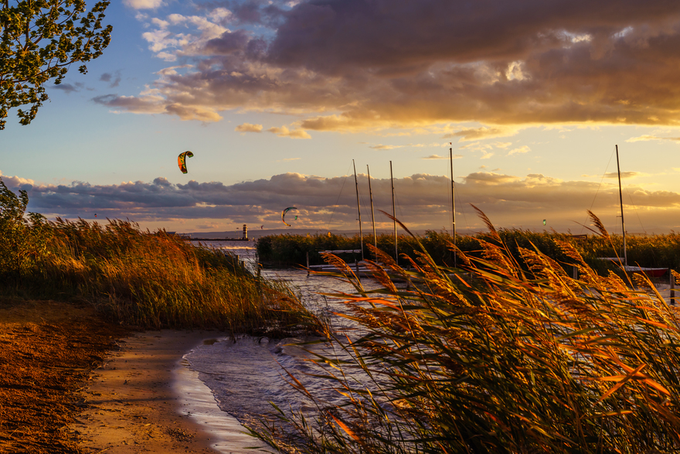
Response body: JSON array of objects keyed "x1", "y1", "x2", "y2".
[{"x1": 173, "y1": 346, "x2": 274, "y2": 454}]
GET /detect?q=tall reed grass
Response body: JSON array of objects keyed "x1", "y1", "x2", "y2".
[
  {"x1": 252, "y1": 212, "x2": 680, "y2": 453},
  {"x1": 0, "y1": 178, "x2": 319, "y2": 334}
]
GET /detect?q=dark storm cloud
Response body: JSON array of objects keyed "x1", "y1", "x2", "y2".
[
  {"x1": 5, "y1": 171, "x2": 680, "y2": 231},
  {"x1": 203, "y1": 29, "x2": 250, "y2": 55},
  {"x1": 266, "y1": 0, "x2": 680, "y2": 75},
  {"x1": 109, "y1": 0, "x2": 680, "y2": 129}
]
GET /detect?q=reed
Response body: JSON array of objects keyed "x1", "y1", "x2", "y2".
[
  {"x1": 257, "y1": 228, "x2": 680, "y2": 277},
  {"x1": 0, "y1": 179, "x2": 319, "y2": 334},
  {"x1": 252, "y1": 213, "x2": 680, "y2": 453}
]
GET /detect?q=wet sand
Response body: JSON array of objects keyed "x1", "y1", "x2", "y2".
[{"x1": 73, "y1": 330, "x2": 272, "y2": 454}]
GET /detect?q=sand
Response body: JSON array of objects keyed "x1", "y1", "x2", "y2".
[
  {"x1": 73, "y1": 330, "x2": 273, "y2": 453},
  {"x1": 0, "y1": 298, "x2": 273, "y2": 453}
]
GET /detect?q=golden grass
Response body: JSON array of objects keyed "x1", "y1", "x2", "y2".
[{"x1": 253, "y1": 214, "x2": 680, "y2": 453}]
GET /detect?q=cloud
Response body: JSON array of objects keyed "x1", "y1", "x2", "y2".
[
  {"x1": 5, "y1": 168, "x2": 680, "y2": 233},
  {"x1": 99, "y1": 1, "x2": 680, "y2": 132},
  {"x1": 604, "y1": 171, "x2": 641, "y2": 179},
  {"x1": 508, "y1": 145, "x2": 531, "y2": 155},
  {"x1": 423, "y1": 154, "x2": 462, "y2": 160},
  {"x1": 300, "y1": 115, "x2": 373, "y2": 132},
  {"x1": 138, "y1": 12, "x2": 229, "y2": 61},
  {"x1": 92, "y1": 94, "x2": 167, "y2": 115},
  {"x1": 445, "y1": 127, "x2": 520, "y2": 141},
  {"x1": 267, "y1": 126, "x2": 311, "y2": 139},
  {"x1": 93, "y1": 92, "x2": 223, "y2": 122},
  {"x1": 100, "y1": 72, "x2": 122, "y2": 88},
  {"x1": 123, "y1": 0, "x2": 164, "y2": 10},
  {"x1": 52, "y1": 82, "x2": 84, "y2": 93},
  {"x1": 0, "y1": 171, "x2": 34, "y2": 187},
  {"x1": 627, "y1": 134, "x2": 680, "y2": 142},
  {"x1": 165, "y1": 104, "x2": 223, "y2": 122},
  {"x1": 204, "y1": 30, "x2": 250, "y2": 55},
  {"x1": 235, "y1": 123, "x2": 263, "y2": 132},
  {"x1": 370, "y1": 144, "x2": 401, "y2": 150}
]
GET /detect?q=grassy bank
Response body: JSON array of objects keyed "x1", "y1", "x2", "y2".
[
  {"x1": 0, "y1": 179, "x2": 318, "y2": 334},
  {"x1": 253, "y1": 215, "x2": 680, "y2": 453}
]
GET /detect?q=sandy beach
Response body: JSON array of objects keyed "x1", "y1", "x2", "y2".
[
  {"x1": 73, "y1": 330, "x2": 272, "y2": 454},
  {"x1": 0, "y1": 299, "x2": 271, "y2": 454},
  {"x1": 73, "y1": 330, "x2": 220, "y2": 453}
]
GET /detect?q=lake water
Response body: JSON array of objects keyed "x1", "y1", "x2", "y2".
[{"x1": 178, "y1": 240, "x2": 381, "y2": 453}]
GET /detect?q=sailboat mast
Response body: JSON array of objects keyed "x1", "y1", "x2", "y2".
[
  {"x1": 450, "y1": 145, "x2": 457, "y2": 267},
  {"x1": 353, "y1": 160, "x2": 364, "y2": 261},
  {"x1": 615, "y1": 145, "x2": 627, "y2": 267},
  {"x1": 390, "y1": 161, "x2": 398, "y2": 265},
  {"x1": 367, "y1": 165, "x2": 377, "y2": 261}
]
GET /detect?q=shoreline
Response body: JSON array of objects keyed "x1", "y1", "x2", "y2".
[{"x1": 73, "y1": 330, "x2": 271, "y2": 454}]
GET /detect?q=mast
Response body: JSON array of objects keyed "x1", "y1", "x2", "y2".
[
  {"x1": 353, "y1": 160, "x2": 364, "y2": 261},
  {"x1": 615, "y1": 145, "x2": 627, "y2": 267},
  {"x1": 390, "y1": 161, "x2": 398, "y2": 265},
  {"x1": 367, "y1": 165, "x2": 377, "y2": 261},
  {"x1": 450, "y1": 145, "x2": 457, "y2": 267}
]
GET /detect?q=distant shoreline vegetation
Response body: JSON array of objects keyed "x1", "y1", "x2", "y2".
[{"x1": 256, "y1": 228, "x2": 680, "y2": 276}]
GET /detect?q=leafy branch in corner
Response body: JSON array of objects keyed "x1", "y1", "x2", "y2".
[{"x1": 0, "y1": 0, "x2": 112, "y2": 129}]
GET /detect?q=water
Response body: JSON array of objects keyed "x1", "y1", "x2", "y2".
[{"x1": 179, "y1": 240, "x2": 381, "y2": 453}]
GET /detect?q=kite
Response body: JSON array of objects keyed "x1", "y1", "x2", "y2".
[
  {"x1": 281, "y1": 207, "x2": 297, "y2": 226},
  {"x1": 178, "y1": 151, "x2": 194, "y2": 174}
]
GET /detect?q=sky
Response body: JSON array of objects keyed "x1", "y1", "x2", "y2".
[{"x1": 3, "y1": 0, "x2": 680, "y2": 236}]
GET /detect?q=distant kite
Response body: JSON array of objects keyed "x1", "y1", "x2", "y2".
[
  {"x1": 543, "y1": 219, "x2": 547, "y2": 226},
  {"x1": 281, "y1": 207, "x2": 298, "y2": 226},
  {"x1": 178, "y1": 151, "x2": 194, "y2": 174}
]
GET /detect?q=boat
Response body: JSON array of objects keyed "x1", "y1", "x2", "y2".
[{"x1": 613, "y1": 145, "x2": 667, "y2": 278}]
